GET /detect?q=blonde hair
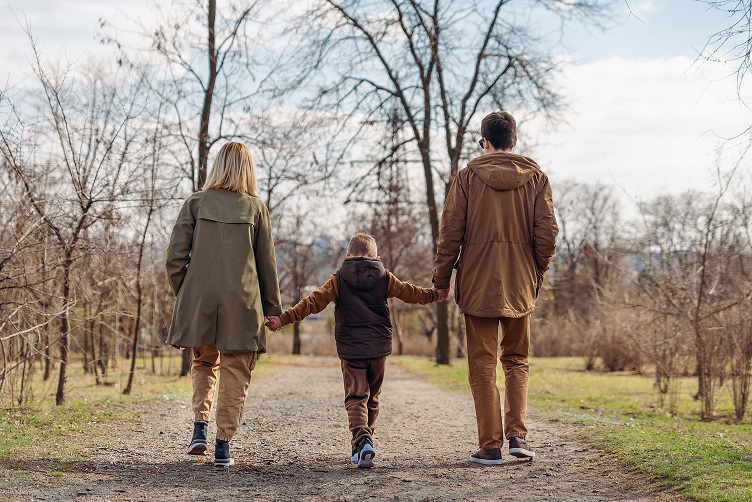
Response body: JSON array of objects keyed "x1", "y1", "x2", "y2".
[
  {"x1": 203, "y1": 142, "x2": 258, "y2": 196},
  {"x1": 348, "y1": 233, "x2": 378, "y2": 257}
]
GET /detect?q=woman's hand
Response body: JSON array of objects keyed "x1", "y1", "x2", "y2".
[{"x1": 265, "y1": 315, "x2": 282, "y2": 332}]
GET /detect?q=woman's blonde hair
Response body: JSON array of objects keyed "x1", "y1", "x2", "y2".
[{"x1": 203, "y1": 142, "x2": 258, "y2": 196}]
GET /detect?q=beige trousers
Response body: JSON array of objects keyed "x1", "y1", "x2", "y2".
[
  {"x1": 465, "y1": 314, "x2": 530, "y2": 450},
  {"x1": 191, "y1": 345, "x2": 257, "y2": 442}
]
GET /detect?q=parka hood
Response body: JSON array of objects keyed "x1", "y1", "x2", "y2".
[
  {"x1": 467, "y1": 152, "x2": 541, "y2": 190},
  {"x1": 338, "y1": 257, "x2": 387, "y2": 291}
]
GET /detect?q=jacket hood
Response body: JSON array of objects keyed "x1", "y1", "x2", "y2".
[
  {"x1": 339, "y1": 257, "x2": 387, "y2": 291},
  {"x1": 467, "y1": 152, "x2": 541, "y2": 190}
]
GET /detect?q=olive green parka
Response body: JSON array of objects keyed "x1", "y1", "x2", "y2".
[{"x1": 165, "y1": 189, "x2": 282, "y2": 354}]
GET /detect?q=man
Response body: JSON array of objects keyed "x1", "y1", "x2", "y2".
[{"x1": 433, "y1": 111, "x2": 558, "y2": 465}]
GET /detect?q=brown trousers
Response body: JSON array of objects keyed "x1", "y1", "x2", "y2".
[
  {"x1": 340, "y1": 357, "x2": 386, "y2": 447},
  {"x1": 191, "y1": 345, "x2": 258, "y2": 442},
  {"x1": 465, "y1": 314, "x2": 530, "y2": 450}
]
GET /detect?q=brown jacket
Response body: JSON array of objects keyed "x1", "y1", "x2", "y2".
[
  {"x1": 165, "y1": 189, "x2": 282, "y2": 354},
  {"x1": 433, "y1": 152, "x2": 558, "y2": 318},
  {"x1": 280, "y1": 269, "x2": 438, "y2": 327}
]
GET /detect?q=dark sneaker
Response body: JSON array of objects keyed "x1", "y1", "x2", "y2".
[
  {"x1": 508, "y1": 436, "x2": 535, "y2": 458},
  {"x1": 214, "y1": 439, "x2": 234, "y2": 467},
  {"x1": 186, "y1": 421, "x2": 208, "y2": 455},
  {"x1": 469, "y1": 447, "x2": 503, "y2": 465},
  {"x1": 353, "y1": 437, "x2": 375, "y2": 468}
]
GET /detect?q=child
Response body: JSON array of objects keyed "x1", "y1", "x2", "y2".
[
  {"x1": 165, "y1": 142, "x2": 282, "y2": 467},
  {"x1": 265, "y1": 233, "x2": 448, "y2": 468}
]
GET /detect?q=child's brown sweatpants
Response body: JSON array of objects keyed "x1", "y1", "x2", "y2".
[
  {"x1": 191, "y1": 345, "x2": 258, "y2": 441},
  {"x1": 340, "y1": 357, "x2": 386, "y2": 447}
]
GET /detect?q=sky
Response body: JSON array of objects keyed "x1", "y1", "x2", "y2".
[{"x1": 1, "y1": 0, "x2": 749, "y2": 200}]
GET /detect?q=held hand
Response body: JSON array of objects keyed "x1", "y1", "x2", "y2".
[
  {"x1": 432, "y1": 287, "x2": 450, "y2": 302},
  {"x1": 265, "y1": 315, "x2": 282, "y2": 332}
]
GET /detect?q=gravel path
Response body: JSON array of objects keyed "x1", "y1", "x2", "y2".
[{"x1": 6, "y1": 357, "x2": 684, "y2": 501}]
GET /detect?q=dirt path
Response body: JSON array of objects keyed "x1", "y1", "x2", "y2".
[{"x1": 7, "y1": 358, "x2": 683, "y2": 501}]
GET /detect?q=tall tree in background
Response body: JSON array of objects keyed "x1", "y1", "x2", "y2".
[
  {"x1": 296, "y1": 0, "x2": 612, "y2": 363},
  {"x1": 107, "y1": 0, "x2": 276, "y2": 375},
  {"x1": 1, "y1": 38, "x2": 149, "y2": 404}
]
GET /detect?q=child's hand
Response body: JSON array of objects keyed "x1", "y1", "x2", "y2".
[
  {"x1": 432, "y1": 287, "x2": 450, "y2": 302},
  {"x1": 265, "y1": 315, "x2": 282, "y2": 332}
]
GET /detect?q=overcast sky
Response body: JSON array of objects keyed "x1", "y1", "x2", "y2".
[{"x1": 1, "y1": 0, "x2": 749, "y2": 199}]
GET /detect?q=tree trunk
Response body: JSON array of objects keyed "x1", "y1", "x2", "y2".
[
  {"x1": 197, "y1": 0, "x2": 217, "y2": 190},
  {"x1": 292, "y1": 322, "x2": 301, "y2": 355},
  {"x1": 180, "y1": 348, "x2": 192, "y2": 377},
  {"x1": 455, "y1": 308, "x2": 466, "y2": 358},
  {"x1": 43, "y1": 320, "x2": 52, "y2": 381},
  {"x1": 125, "y1": 206, "x2": 151, "y2": 394},
  {"x1": 55, "y1": 256, "x2": 72, "y2": 406},
  {"x1": 418, "y1": 145, "x2": 450, "y2": 364}
]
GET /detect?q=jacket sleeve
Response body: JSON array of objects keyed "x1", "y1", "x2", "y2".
[
  {"x1": 387, "y1": 273, "x2": 438, "y2": 304},
  {"x1": 533, "y1": 175, "x2": 559, "y2": 274},
  {"x1": 254, "y1": 204, "x2": 283, "y2": 316},
  {"x1": 165, "y1": 197, "x2": 195, "y2": 296},
  {"x1": 432, "y1": 173, "x2": 468, "y2": 289},
  {"x1": 279, "y1": 274, "x2": 338, "y2": 326}
]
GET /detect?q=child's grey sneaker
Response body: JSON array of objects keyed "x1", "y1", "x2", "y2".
[
  {"x1": 186, "y1": 421, "x2": 208, "y2": 455},
  {"x1": 469, "y1": 447, "x2": 503, "y2": 465},
  {"x1": 214, "y1": 439, "x2": 234, "y2": 467},
  {"x1": 508, "y1": 436, "x2": 535, "y2": 458},
  {"x1": 355, "y1": 437, "x2": 375, "y2": 468}
]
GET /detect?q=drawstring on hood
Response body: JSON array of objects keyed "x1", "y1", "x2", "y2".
[
  {"x1": 467, "y1": 152, "x2": 541, "y2": 190},
  {"x1": 338, "y1": 257, "x2": 387, "y2": 291}
]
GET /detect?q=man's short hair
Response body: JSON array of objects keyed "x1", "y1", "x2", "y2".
[
  {"x1": 481, "y1": 111, "x2": 517, "y2": 150},
  {"x1": 348, "y1": 233, "x2": 378, "y2": 257}
]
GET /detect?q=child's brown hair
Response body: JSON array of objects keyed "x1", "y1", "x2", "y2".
[{"x1": 347, "y1": 233, "x2": 378, "y2": 257}]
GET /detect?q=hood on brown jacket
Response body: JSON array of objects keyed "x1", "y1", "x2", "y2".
[{"x1": 467, "y1": 152, "x2": 540, "y2": 190}]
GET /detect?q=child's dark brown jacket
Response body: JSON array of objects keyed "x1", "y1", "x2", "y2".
[{"x1": 279, "y1": 257, "x2": 438, "y2": 359}]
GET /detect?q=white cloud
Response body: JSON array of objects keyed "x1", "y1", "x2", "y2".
[
  {"x1": 631, "y1": 0, "x2": 658, "y2": 17},
  {"x1": 526, "y1": 56, "x2": 751, "y2": 199}
]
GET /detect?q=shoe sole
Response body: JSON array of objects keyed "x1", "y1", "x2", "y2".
[
  {"x1": 468, "y1": 456, "x2": 503, "y2": 465},
  {"x1": 509, "y1": 447, "x2": 535, "y2": 458},
  {"x1": 186, "y1": 441, "x2": 207, "y2": 455},
  {"x1": 358, "y1": 445, "x2": 375, "y2": 468},
  {"x1": 213, "y1": 458, "x2": 235, "y2": 467}
]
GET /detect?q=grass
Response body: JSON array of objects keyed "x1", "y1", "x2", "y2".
[
  {"x1": 0, "y1": 353, "x2": 281, "y2": 463},
  {"x1": 395, "y1": 356, "x2": 752, "y2": 502}
]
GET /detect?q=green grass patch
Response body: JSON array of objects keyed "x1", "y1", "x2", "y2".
[
  {"x1": 395, "y1": 356, "x2": 752, "y2": 502},
  {"x1": 1, "y1": 353, "x2": 281, "y2": 463}
]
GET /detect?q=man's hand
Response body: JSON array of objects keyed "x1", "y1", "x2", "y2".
[
  {"x1": 432, "y1": 287, "x2": 450, "y2": 302},
  {"x1": 265, "y1": 315, "x2": 282, "y2": 332}
]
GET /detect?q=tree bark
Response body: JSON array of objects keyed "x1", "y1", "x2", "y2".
[
  {"x1": 180, "y1": 348, "x2": 192, "y2": 377},
  {"x1": 55, "y1": 254, "x2": 72, "y2": 405},
  {"x1": 293, "y1": 322, "x2": 302, "y2": 355},
  {"x1": 197, "y1": 0, "x2": 217, "y2": 190}
]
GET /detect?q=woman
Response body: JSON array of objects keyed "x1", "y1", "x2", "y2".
[{"x1": 165, "y1": 142, "x2": 281, "y2": 467}]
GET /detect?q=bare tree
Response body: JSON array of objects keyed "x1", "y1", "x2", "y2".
[
  {"x1": 0, "y1": 34, "x2": 150, "y2": 404},
  {"x1": 276, "y1": 211, "x2": 340, "y2": 354},
  {"x1": 295, "y1": 0, "x2": 612, "y2": 363}
]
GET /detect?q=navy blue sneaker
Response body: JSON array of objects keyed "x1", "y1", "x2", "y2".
[
  {"x1": 352, "y1": 437, "x2": 375, "y2": 468},
  {"x1": 186, "y1": 421, "x2": 208, "y2": 455},
  {"x1": 214, "y1": 439, "x2": 234, "y2": 467}
]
